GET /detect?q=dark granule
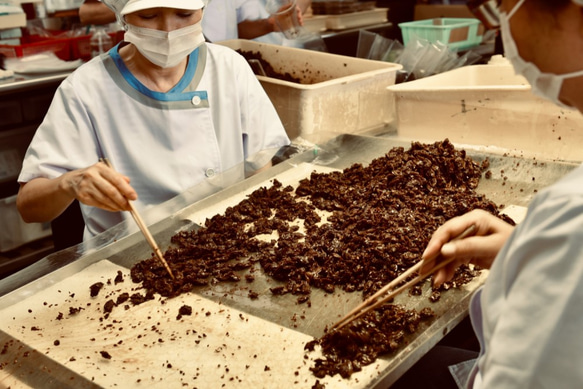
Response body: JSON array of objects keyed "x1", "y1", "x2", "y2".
[
  {"x1": 89, "y1": 282, "x2": 104, "y2": 297},
  {"x1": 312, "y1": 380, "x2": 326, "y2": 389},
  {"x1": 103, "y1": 300, "x2": 115, "y2": 314},
  {"x1": 69, "y1": 307, "x2": 83, "y2": 315},
  {"x1": 114, "y1": 270, "x2": 124, "y2": 284},
  {"x1": 116, "y1": 293, "x2": 130, "y2": 305},
  {"x1": 100, "y1": 351, "x2": 112, "y2": 359},
  {"x1": 176, "y1": 305, "x2": 193, "y2": 320}
]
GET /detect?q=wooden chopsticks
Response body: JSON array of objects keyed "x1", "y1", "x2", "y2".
[
  {"x1": 100, "y1": 158, "x2": 174, "y2": 279},
  {"x1": 331, "y1": 224, "x2": 476, "y2": 331}
]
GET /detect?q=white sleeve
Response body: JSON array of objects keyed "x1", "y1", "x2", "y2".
[
  {"x1": 478, "y1": 179, "x2": 583, "y2": 388},
  {"x1": 18, "y1": 76, "x2": 101, "y2": 183}
]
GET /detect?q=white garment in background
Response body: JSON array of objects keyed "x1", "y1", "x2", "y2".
[
  {"x1": 465, "y1": 163, "x2": 583, "y2": 388},
  {"x1": 202, "y1": 0, "x2": 260, "y2": 42},
  {"x1": 18, "y1": 42, "x2": 290, "y2": 239},
  {"x1": 239, "y1": 0, "x2": 285, "y2": 45}
]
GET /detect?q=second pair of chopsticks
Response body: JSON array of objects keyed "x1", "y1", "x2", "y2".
[
  {"x1": 100, "y1": 158, "x2": 174, "y2": 279},
  {"x1": 331, "y1": 224, "x2": 477, "y2": 331}
]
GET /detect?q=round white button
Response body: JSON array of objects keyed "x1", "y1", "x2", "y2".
[
  {"x1": 205, "y1": 168, "x2": 215, "y2": 177},
  {"x1": 191, "y1": 96, "x2": 202, "y2": 106}
]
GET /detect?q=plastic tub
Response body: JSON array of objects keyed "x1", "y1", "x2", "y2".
[
  {"x1": 398, "y1": 17, "x2": 483, "y2": 51},
  {"x1": 325, "y1": 8, "x2": 388, "y2": 30},
  {"x1": 302, "y1": 14, "x2": 328, "y2": 33},
  {"x1": 218, "y1": 40, "x2": 401, "y2": 142},
  {"x1": 387, "y1": 61, "x2": 583, "y2": 162}
]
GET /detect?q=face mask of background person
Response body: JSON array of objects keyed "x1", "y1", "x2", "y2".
[{"x1": 499, "y1": 0, "x2": 583, "y2": 109}]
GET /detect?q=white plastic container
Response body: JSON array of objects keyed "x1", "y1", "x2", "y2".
[
  {"x1": 218, "y1": 39, "x2": 401, "y2": 142},
  {"x1": 302, "y1": 14, "x2": 328, "y2": 33},
  {"x1": 0, "y1": 195, "x2": 52, "y2": 252},
  {"x1": 387, "y1": 60, "x2": 583, "y2": 162},
  {"x1": 325, "y1": 8, "x2": 388, "y2": 30}
]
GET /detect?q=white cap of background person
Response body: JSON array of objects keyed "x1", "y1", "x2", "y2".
[
  {"x1": 120, "y1": 0, "x2": 206, "y2": 15},
  {"x1": 102, "y1": 0, "x2": 208, "y2": 23}
]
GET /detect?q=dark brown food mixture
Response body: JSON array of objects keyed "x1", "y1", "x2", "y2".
[
  {"x1": 131, "y1": 140, "x2": 512, "y2": 301},
  {"x1": 125, "y1": 140, "x2": 514, "y2": 378},
  {"x1": 236, "y1": 49, "x2": 303, "y2": 84},
  {"x1": 306, "y1": 305, "x2": 435, "y2": 379}
]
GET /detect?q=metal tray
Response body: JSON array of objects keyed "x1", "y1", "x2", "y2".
[{"x1": 0, "y1": 134, "x2": 577, "y2": 388}]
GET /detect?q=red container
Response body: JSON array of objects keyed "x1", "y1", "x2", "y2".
[
  {"x1": 70, "y1": 31, "x2": 123, "y2": 62},
  {"x1": 0, "y1": 31, "x2": 124, "y2": 62},
  {"x1": 0, "y1": 35, "x2": 71, "y2": 60}
]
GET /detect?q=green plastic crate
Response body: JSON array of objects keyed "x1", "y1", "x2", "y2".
[{"x1": 398, "y1": 18, "x2": 483, "y2": 51}]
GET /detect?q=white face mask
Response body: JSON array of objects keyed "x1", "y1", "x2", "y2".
[
  {"x1": 124, "y1": 21, "x2": 205, "y2": 68},
  {"x1": 500, "y1": 0, "x2": 583, "y2": 109}
]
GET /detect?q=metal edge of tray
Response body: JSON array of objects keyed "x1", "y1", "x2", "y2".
[{"x1": 0, "y1": 71, "x2": 69, "y2": 95}]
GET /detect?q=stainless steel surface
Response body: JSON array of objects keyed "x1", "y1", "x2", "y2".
[
  {"x1": 0, "y1": 134, "x2": 577, "y2": 388},
  {"x1": 0, "y1": 71, "x2": 69, "y2": 95}
]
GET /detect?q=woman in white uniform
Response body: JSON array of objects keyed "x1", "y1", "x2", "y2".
[
  {"x1": 17, "y1": 0, "x2": 290, "y2": 241},
  {"x1": 393, "y1": 0, "x2": 583, "y2": 388},
  {"x1": 202, "y1": 0, "x2": 306, "y2": 43}
]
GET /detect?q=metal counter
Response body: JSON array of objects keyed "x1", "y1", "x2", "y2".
[
  {"x1": 0, "y1": 135, "x2": 577, "y2": 388},
  {"x1": 0, "y1": 71, "x2": 69, "y2": 95}
]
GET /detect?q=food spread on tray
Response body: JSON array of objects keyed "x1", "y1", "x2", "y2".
[
  {"x1": 0, "y1": 139, "x2": 518, "y2": 386},
  {"x1": 125, "y1": 139, "x2": 513, "y2": 378}
]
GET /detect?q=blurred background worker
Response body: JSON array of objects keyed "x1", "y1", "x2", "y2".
[
  {"x1": 17, "y1": 0, "x2": 290, "y2": 241},
  {"x1": 393, "y1": 1, "x2": 583, "y2": 387},
  {"x1": 78, "y1": 0, "x2": 306, "y2": 43},
  {"x1": 241, "y1": 0, "x2": 311, "y2": 45}
]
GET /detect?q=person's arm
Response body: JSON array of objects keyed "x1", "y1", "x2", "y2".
[
  {"x1": 237, "y1": 18, "x2": 276, "y2": 39},
  {"x1": 78, "y1": 0, "x2": 116, "y2": 26},
  {"x1": 420, "y1": 209, "x2": 514, "y2": 287},
  {"x1": 237, "y1": 5, "x2": 304, "y2": 39},
  {"x1": 17, "y1": 162, "x2": 137, "y2": 223}
]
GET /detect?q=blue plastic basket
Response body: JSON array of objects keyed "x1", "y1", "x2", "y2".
[{"x1": 398, "y1": 18, "x2": 483, "y2": 51}]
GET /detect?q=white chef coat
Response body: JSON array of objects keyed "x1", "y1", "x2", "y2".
[
  {"x1": 202, "y1": 0, "x2": 261, "y2": 42},
  {"x1": 463, "y1": 163, "x2": 583, "y2": 388},
  {"x1": 18, "y1": 42, "x2": 290, "y2": 240}
]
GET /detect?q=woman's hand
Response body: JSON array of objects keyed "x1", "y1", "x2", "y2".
[
  {"x1": 60, "y1": 160, "x2": 137, "y2": 212},
  {"x1": 421, "y1": 209, "x2": 515, "y2": 287}
]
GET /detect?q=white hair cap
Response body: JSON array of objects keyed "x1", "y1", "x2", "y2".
[{"x1": 121, "y1": 0, "x2": 205, "y2": 15}]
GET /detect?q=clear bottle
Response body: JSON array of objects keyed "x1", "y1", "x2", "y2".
[{"x1": 90, "y1": 26, "x2": 113, "y2": 58}]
